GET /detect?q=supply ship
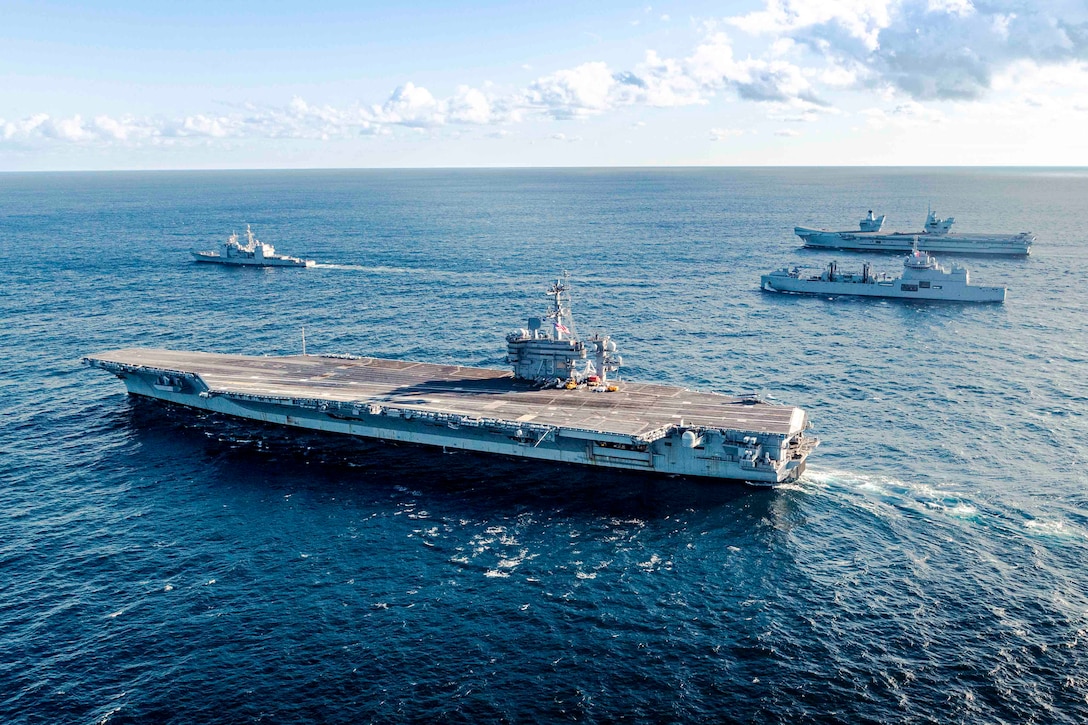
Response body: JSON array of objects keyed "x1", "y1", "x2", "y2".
[
  {"x1": 192, "y1": 225, "x2": 315, "y2": 267},
  {"x1": 795, "y1": 209, "x2": 1034, "y2": 255},
  {"x1": 84, "y1": 278, "x2": 818, "y2": 485},
  {"x1": 762, "y1": 245, "x2": 1006, "y2": 302}
]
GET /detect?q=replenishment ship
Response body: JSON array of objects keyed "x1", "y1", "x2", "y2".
[
  {"x1": 191, "y1": 225, "x2": 315, "y2": 267},
  {"x1": 795, "y1": 209, "x2": 1034, "y2": 255},
  {"x1": 84, "y1": 278, "x2": 818, "y2": 485},
  {"x1": 761, "y1": 245, "x2": 1006, "y2": 302}
]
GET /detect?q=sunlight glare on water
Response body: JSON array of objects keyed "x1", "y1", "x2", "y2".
[{"x1": 2, "y1": 168, "x2": 1087, "y2": 723}]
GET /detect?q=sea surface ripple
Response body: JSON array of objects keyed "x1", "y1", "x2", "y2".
[{"x1": 2, "y1": 168, "x2": 1087, "y2": 723}]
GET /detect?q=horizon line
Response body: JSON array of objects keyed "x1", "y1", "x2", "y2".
[{"x1": 4, "y1": 164, "x2": 1088, "y2": 174}]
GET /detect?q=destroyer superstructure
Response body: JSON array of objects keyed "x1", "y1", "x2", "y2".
[
  {"x1": 795, "y1": 209, "x2": 1034, "y2": 255},
  {"x1": 761, "y1": 245, "x2": 1006, "y2": 302},
  {"x1": 85, "y1": 278, "x2": 817, "y2": 485},
  {"x1": 192, "y1": 225, "x2": 315, "y2": 267}
]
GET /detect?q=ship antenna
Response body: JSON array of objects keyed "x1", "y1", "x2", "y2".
[{"x1": 546, "y1": 272, "x2": 577, "y2": 341}]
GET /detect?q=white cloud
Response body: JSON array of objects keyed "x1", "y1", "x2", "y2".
[
  {"x1": 927, "y1": 0, "x2": 975, "y2": 18},
  {"x1": 767, "y1": 104, "x2": 831, "y2": 122},
  {"x1": 626, "y1": 51, "x2": 706, "y2": 107},
  {"x1": 4, "y1": 112, "x2": 159, "y2": 143},
  {"x1": 775, "y1": 128, "x2": 800, "y2": 136},
  {"x1": 729, "y1": 0, "x2": 893, "y2": 52},
  {"x1": 92, "y1": 115, "x2": 136, "y2": 141},
  {"x1": 819, "y1": 63, "x2": 859, "y2": 87},
  {"x1": 891, "y1": 100, "x2": 946, "y2": 122},
  {"x1": 516, "y1": 30, "x2": 831, "y2": 119},
  {"x1": 862, "y1": 100, "x2": 946, "y2": 128},
  {"x1": 710, "y1": 127, "x2": 744, "y2": 140},
  {"x1": 448, "y1": 86, "x2": 493, "y2": 124},
  {"x1": 372, "y1": 82, "x2": 445, "y2": 127},
  {"x1": 993, "y1": 58, "x2": 1088, "y2": 93},
  {"x1": 1, "y1": 103, "x2": 362, "y2": 146},
  {"x1": 517, "y1": 31, "x2": 831, "y2": 119},
  {"x1": 6, "y1": 0, "x2": 1087, "y2": 155},
  {"x1": 660, "y1": 32, "x2": 828, "y2": 106},
  {"x1": 525, "y1": 62, "x2": 619, "y2": 118},
  {"x1": 49, "y1": 115, "x2": 94, "y2": 141},
  {"x1": 730, "y1": 0, "x2": 1088, "y2": 101},
  {"x1": 0, "y1": 82, "x2": 511, "y2": 147},
  {"x1": 683, "y1": 33, "x2": 741, "y2": 87},
  {"x1": 172, "y1": 114, "x2": 234, "y2": 138}
]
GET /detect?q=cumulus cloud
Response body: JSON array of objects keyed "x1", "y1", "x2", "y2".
[
  {"x1": 524, "y1": 62, "x2": 619, "y2": 119},
  {"x1": 3, "y1": 98, "x2": 382, "y2": 146},
  {"x1": 0, "y1": 22, "x2": 836, "y2": 151},
  {"x1": 448, "y1": 86, "x2": 493, "y2": 124},
  {"x1": 3, "y1": 112, "x2": 163, "y2": 143},
  {"x1": 621, "y1": 51, "x2": 705, "y2": 107},
  {"x1": 731, "y1": 0, "x2": 1088, "y2": 101},
  {"x1": 370, "y1": 82, "x2": 445, "y2": 127},
  {"x1": 513, "y1": 30, "x2": 833, "y2": 121},
  {"x1": 6, "y1": 1, "x2": 1086, "y2": 151},
  {"x1": 637, "y1": 32, "x2": 831, "y2": 108},
  {"x1": 0, "y1": 83, "x2": 506, "y2": 146},
  {"x1": 92, "y1": 114, "x2": 138, "y2": 141}
]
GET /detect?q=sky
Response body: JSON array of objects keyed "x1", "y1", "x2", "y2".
[{"x1": 1, "y1": 0, "x2": 1087, "y2": 170}]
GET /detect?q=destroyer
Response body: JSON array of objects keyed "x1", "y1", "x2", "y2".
[
  {"x1": 191, "y1": 225, "x2": 315, "y2": 267},
  {"x1": 795, "y1": 209, "x2": 1034, "y2": 255},
  {"x1": 761, "y1": 245, "x2": 1006, "y2": 302},
  {"x1": 84, "y1": 278, "x2": 817, "y2": 485}
]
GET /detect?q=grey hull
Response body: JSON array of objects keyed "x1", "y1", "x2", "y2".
[{"x1": 85, "y1": 349, "x2": 817, "y2": 486}]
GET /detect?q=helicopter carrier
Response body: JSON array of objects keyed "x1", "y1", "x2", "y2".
[{"x1": 84, "y1": 279, "x2": 818, "y2": 485}]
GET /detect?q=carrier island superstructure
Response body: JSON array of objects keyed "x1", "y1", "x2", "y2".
[{"x1": 84, "y1": 279, "x2": 818, "y2": 485}]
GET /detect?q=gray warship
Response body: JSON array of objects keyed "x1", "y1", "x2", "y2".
[
  {"x1": 191, "y1": 225, "x2": 315, "y2": 267},
  {"x1": 84, "y1": 278, "x2": 818, "y2": 485},
  {"x1": 795, "y1": 209, "x2": 1034, "y2": 255},
  {"x1": 762, "y1": 244, "x2": 1007, "y2": 302}
]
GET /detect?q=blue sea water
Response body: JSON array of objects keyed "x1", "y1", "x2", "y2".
[{"x1": 2, "y1": 167, "x2": 1088, "y2": 723}]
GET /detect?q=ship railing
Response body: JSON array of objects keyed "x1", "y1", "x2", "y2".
[
  {"x1": 208, "y1": 389, "x2": 704, "y2": 449},
  {"x1": 634, "y1": 426, "x2": 671, "y2": 444},
  {"x1": 787, "y1": 434, "x2": 820, "y2": 460},
  {"x1": 83, "y1": 359, "x2": 209, "y2": 392},
  {"x1": 210, "y1": 389, "x2": 580, "y2": 444}
]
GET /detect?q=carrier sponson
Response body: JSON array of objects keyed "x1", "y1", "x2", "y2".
[{"x1": 84, "y1": 348, "x2": 814, "y2": 484}]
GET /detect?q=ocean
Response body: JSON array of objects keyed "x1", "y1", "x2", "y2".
[{"x1": 2, "y1": 168, "x2": 1087, "y2": 723}]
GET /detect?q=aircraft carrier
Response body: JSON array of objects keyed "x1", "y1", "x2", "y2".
[
  {"x1": 795, "y1": 209, "x2": 1034, "y2": 255},
  {"x1": 84, "y1": 279, "x2": 818, "y2": 485}
]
